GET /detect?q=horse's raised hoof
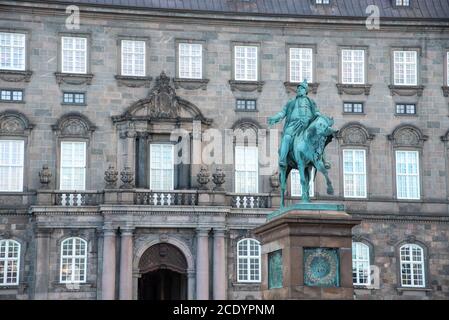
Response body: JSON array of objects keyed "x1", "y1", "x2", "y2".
[{"x1": 327, "y1": 186, "x2": 334, "y2": 195}]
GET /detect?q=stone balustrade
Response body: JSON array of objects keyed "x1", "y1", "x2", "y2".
[
  {"x1": 135, "y1": 190, "x2": 198, "y2": 206},
  {"x1": 229, "y1": 193, "x2": 272, "y2": 209}
]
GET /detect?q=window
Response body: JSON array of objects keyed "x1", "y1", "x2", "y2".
[
  {"x1": 0, "y1": 89, "x2": 23, "y2": 102},
  {"x1": 0, "y1": 140, "x2": 24, "y2": 192},
  {"x1": 234, "y1": 46, "x2": 258, "y2": 81},
  {"x1": 289, "y1": 47, "x2": 313, "y2": 83},
  {"x1": 121, "y1": 40, "x2": 145, "y2": 77},
  {"x1": 237, "y1": 239, "x2": 261, "y2": 283},
  {"x1": 395, "y1": 0, "x2": 410, "y2": 6},
  {"x1": 394, "y1": 51, "x2": 417, "y2": 86},
  {"x1": 150, "y1": 144, "x2": 174, "y2": 191},
  {"x1": 352, "y1": 242, "x2": 370, "y2": 286},
  {"x1": 396, "y1": 151, "x2": 420, "y2": 200},
  {"x1": 343, "y1": 102, "x2": 364, "y2": 114},
  {"x1": 178, "y1": 43, "x2": 202, "y2": 79},
  {"x1": 61, "y1": 37, "x2": 87, "y2": 74},
  {"x1": 60, "y1": 237, "x2": 87, "y2": 284},
  {"x1": 342, "y1": 49, "x2": 365, "y2": 84},
  {"x1": 236, "y1": 99, "x2": 257, "y2": 111},
  {"x1": 235, "y1": 146, "x2": 258, "y2": 193},
  {"x1": 316, "y1": 0, "x2": 330, "y2": 4},
  {"x1": 63, "y1": 92, "x2": 85, "y2": 105},
  {"x1": 290, "y1": 168, "x2": 315, "y2": 197},
  {"x1": 447, "y1": 52, "x2": 449, "y2": 86},
  {"x1": 400, "y1": 244, "x2": 425, "y2": 288},
  {"x1": 343, "y1": 149, "x2": 367, "y2": 198},
  {"x1": 0, "y1": 239, "x2": 20, "y2": 285},
  {"x1": 396, "y1": 103, "x2": 416, "y2": 115},
  {"x1": 60, "y1": 141, "x2": 86, "y2": 190},
  {"x1": 0, "y1": 32, "x2": 26, "y2": 71}
]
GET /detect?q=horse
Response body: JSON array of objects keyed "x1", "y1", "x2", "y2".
[{"x1": 279, "y1": 115, "x2": 337, "y2": 207}]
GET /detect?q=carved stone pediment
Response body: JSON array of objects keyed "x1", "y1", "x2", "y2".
[
  {"x1": 173, "y1": 78, "x2": 209, "y2": 90},
  {"x1": 337, "y1": 122, "x2": 374, "y2": 146},
  {"x1": 0, "y1": 110, "x2": 34, "y2": 136},
  {"x1": 112, "y1": 71, "x2": 212, "y2": 125},
  {"x1": 229, "y1": 80, "x2": 265, "y2": 93},
  {"x1": 0, "y1": 70, "x2": 33, "y2": 83},
  {"x1": 52, "y1": 113, "x2": 96, "y2": 138},
  {"x1": 388, "y1": 124, "x2": 427, "y2": 147},
  {"x1": 115, "y1": 75, "x2": 152, "y2": 88},
  {"x1": 336, "y1": 83, "x2": 372, "y2": 96},
  {"x1": 388, "y1": 85, "x2": 425, "y2": 97},
  {"x1": 55, "y1": 72, "x2": 94, "y2": 86}
]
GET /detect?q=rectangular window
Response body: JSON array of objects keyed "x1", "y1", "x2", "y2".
[
  {"x1": 343, "y1": 149, "x2": 367, "y2": 198},
  {"x1": 446, "y1": 52, "x2": 449, "y2": 86},
  {"x1": 394, "y1": 51, "x2": 417, "y2": 86},
  {"x1": 63, "y1": 92, "x2": 85, "y2": 105},
  {"x1": 178, "y1": 43, "x2": 202, "y2": 79},
  {"x1": 236, "y1": 99, "x2": 257, "y2": 111},
  {"x1": 61, "y1": 37, "x2": 87, "y2": 74},
  {"x1": 396, "y1": 0, "x2": 410, "y2": 6},
  {"x1": 290, "y1": 169, "x2": 315, "y2": 197},
  {"x1": 0, "y1": 89, "x2": 23, "y2": 102},
  {"x1": 0, "y1": 140, "x2": 24, "y2": 192},
  {"x1": 0, "y1": 32, "x2": 26, "y2": 71},
  {"x1": 234, "y1": 46, "x2": 258, "y2": 81},
  {"x1": 343, "y1": 102, "x2": 364, "y2": 114},
  {"x1": 235, "y1": 146, "x2": 258, "y2": 193},
  {"x1": 289, "y1": 47, "x2": 313, "y2": 83},
  {"x1": 121, "y1": 40, "x2": 146, "y2": 77},
  {"x1": 396, "y1": 150, "x2": 420, "y2": 200},
  {"x1": 150, "y1": 144, "x2": 174, "y2": 191},
  {"x1": 396, "y1": 103, "x2": 416, "y2": 115},
  {"x1": 342, "y1": 49, "x2": 365, "y2": 84},
  {"x1": 316, "y1": 0, "x2": 330, "y2": 4},
  {"x1": 60, "y1": 141, "x2": 86, "y2": 190}
]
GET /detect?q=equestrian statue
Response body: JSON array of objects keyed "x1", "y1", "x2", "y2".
[{"x1": 268, "y1": 80, "x2": 337, "y2": 207}]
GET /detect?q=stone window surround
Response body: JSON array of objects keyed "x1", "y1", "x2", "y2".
[
  {"x1": 388, "y1": 46, "x2": 424, "y2": 97},
  {"x1": 394, "y1": 102, "x2": 418, "y2": 116},
  {"x1": 173, "y1": 39, "x2": 209, "y2": 90},
  {"x1": 229, "y1": 41, "x2": 265, "y2": 93},
  {"x1": 0, "y1": 28, "x2": 33, "y2": 83},
  {"x1": 394, "y1": 238, "x2": 431, "y2": 294},
  {"x1": 115, "y1": 35, "x2": 152, "y2": 88},
  {"x1": 0, "y1": 236, "x2": 26, "y2": 289},
  {"x1": 59, "y1": 236, "x2": 88, "y2": 284},
  {"x1": 61, "y1": 90, "x2": 87, "y2": 106},
  {"x1": 443, "y1": 49, "x2": 449, "y2": 97},
  {"x1": 235, "y1": 238, "x2": 262, "y2": 284},
  {"x1": 342, "y1": 101, "x2": 366, "y2": 115},
  {"x1": 284, "y1": 43, "x2": 319, "y2": 94},
  {"x1": 0, "y1": 87, "x2": 25, "y2": 104},
  {"x1": 351, "y1": 236, "x2": 375, "y2": 289},
  {"x1": 55, "y1": 32, "x2": 94, "y2": 86},
  {"x1": 336, "y1": 45, "x2": 372, "y2": 96},
  {"x1": 231, "y1": 234, "x2": 262, "y2": 287},
  {"x1": 341, "y1": 147, "x2": 370, "y2": 200},
  {"x1": 0, "y1": 110, "x2": 33, "y2": 194}
]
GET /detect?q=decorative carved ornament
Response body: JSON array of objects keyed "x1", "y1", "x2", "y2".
[
  {"x1": 388, "y1": 85, "x2": 425, "y2": 97},
  {"x1": 138, "y1": 243, "x2": 188, "y2": 274},
  {"x1": 0, "y1": 111, "x2": 34, "y2": 136},
  {"x1": 55, "y1": 72, "x2": 94, "y2": 86},
  {"x1": 388, "y1": 125, "x2": 428, "y2": 147},
  {"x1": 336, "y1": 83, "x2": 372, "y2": 95},
  {"x1": 115, "y1": 75, "x2": 152, "y2": 88},
  {"x1": 52, "y1": 113, "x2": 96, "y2": 138},
  {"x1": 284, "y1": 82, "x2": 319, "y2": 94},
  {"x1": 229, "y1": 80, "x2": 265, "y2": 93},
  {"x1": 337, "y1": 123, "x2": 374, "y2": 146},
  {"x1": 112, "y1": 71, "x2": 212, "y2": 125},
  {"x1": 0, "y1": 70, "x2": 33, "y2": 83},
  {"x1": 442, "y1": 86, "x2": 449, "y2": 97},
  {"x1": 173, "y1": 78, "x2": 209, "y2": 90}
]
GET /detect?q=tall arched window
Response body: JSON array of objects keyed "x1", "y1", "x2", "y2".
[
  {"x1": 237, "y1": 238, "x2": 261, "y2": 283},
  {"x1": 400, "y1": 243, "x2": 425, "y2": 288},
  {"x1": 352, "y1": 242, "x2": 370, "y2": 286},
  {"x1": 0, "y1": 239, "x2": 20, "y2": 285},
  {"x1": 60, "y1": 237, "x2": 87, "y2": 284}
]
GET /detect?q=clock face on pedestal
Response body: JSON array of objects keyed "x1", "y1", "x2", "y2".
[{"x1": 304, "y1": 248, "x2": 340, "y2": 287}]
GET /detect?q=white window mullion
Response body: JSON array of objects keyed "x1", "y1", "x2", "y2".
[
  {"x1": 150, "y1": 144, "x2": 174, "y2": 191},
  {"x1": 62, "y1": 37, "x2": 87, "y2": 74},
  {"x1": 396, "y1": 150, "x2": 420, "y2": 200},
  {"x1": 0, "y1": 33, "x2": 26, "y2": 71}
]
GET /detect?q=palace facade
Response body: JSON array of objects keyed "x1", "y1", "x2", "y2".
[{"x1": 0, "y1": 0, "x2": 449, "y2": 300}]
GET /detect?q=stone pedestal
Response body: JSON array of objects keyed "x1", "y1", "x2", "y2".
[{"x1": 253, "y1": 205, "x2": 361, "y2": 300}]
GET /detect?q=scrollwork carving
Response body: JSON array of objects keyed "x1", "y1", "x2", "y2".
[
  {"x1": 337, "y1": 123, "x2": 374, "y2": 146},
  {"x1": 52, "y1": 113, "x2": 96, "y2": 138},
  {"x1": 0, "y1": 111, "x2": 34, "y2": 136},
  {"x1": 388, "y1": 125, "x2": 427, "y2": 147}
]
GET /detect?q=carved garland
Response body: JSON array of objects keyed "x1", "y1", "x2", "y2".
[
  {"x1": 0, "y1": 110, "x2": 34, "y2": 136},
  {"x1": 388, "y1": 125, "x2": 428, "y2": 147},
  {"x1": 52, "y1": 113, "x2": 96, "y2": 138},
  {"x1": 337, "y1": 123, "x2": 374, "y2": 146}
]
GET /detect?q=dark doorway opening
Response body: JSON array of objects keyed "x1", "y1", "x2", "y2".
[{"x1": 138, "y1": 268, "x2": 187, "y2": 300}]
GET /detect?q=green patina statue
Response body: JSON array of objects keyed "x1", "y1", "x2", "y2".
[{"x1": 268, "y1": 80, "x2": 337, "y2": 207}]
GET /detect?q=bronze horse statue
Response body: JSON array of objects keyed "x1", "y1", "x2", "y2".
[{"x1": 279, "y1": 115, "x2": 337, "y2": 207}]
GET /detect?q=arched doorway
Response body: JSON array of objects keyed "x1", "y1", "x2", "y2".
[{"x1": 138, "y1": 243, "x2": 188, "y2": 300}]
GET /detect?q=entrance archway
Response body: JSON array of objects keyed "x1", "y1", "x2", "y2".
[{"x1": 138, "y1": 243, "x2": 188, "y2": 300}]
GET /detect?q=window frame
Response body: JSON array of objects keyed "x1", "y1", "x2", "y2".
[
  {"x1": 232, "y1": 42, "x2": 261, "y2": 82},
  {"x1": 287, "y1": 45, "x2": 316, "y2": 84},
  {"x1": 59, "y1": 140, "x2": 87, "y2": 191},
  {"x1": 0, "y1": 239, "x2": 21, "y2": 286},
  {"x1": 392, "y1": 49, "x2": 419, "y2": 86},
  {"x1": 176, "y1": 40, "x2": 205, "y2": 80},
  {"x1": 0, "y1": 139, "x2": 25, "y2": 192},
  {"x1": 149, "y1": 143, "x2": 175, "y2": 191},
  {"x1": 235, "y1": 99, "x2": 257, "y2": 112},
  {"x1": 59, "y1": 33, "x2": 91, "y2": 75},
  {"x1": 120, "y1": 39, "x2": 146, "y2": 77},
  {"x1": 342, "y1": 149, "x2": 367, "y2": 199},
  {"x1": 0, "y1": 31, "x2": 27, "y2": 72},
  {"x1": 395, "y1": 150, "x2": 421, "y2": 200},
  {"x1": 339, "y1": 47, "x2": 367, "y2": 85},
  {"x1": 343, "y1": 102, "x2": 364, "y2": 114},
  {"x1": 290, "y1": 168, "x2": 315, "y2": 198},
  {"x1": 0, "y1": 88, "x2": 24, "y2": 103},
  {"x1": 444, "y1": 50, "x2": 449, "y2": 87},
  {"x1": 59, "y1": 237, "x2": 88, "y2": 284},
  {"x1": 234, "y1": 145, "x2": 259, "y2": 194},
  {"x1": 62, "y1": 91, "x2": 86, "y2": 106},
  {"x1": 399, "y1": 243, "x2": 426, "y2": 288},
  {"x1": 236, "y1": 238, "x2": 261, "y2": 284},
  {"x1": 352, "y1": 241, "x2": 371, "y2": 286}
]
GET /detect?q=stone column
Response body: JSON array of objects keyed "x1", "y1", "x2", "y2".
[
  {"x1": 34, "y1": 229, "x2": 50, "y2": 300},
  {"x1": 196, "y1": 228, "x2": 210, "y2": 300},
  {"x1": 187, "y1": 270, "x2": 196, "y2": 300},
  {"x1": 213, "y1": 229, "x2": 227, "y2": 300},
  {"x1": 119, "y1": 227, "x2": 134, "y2": 300},
  {"x1": 101, "y1": 227, "x2": 117, "y2": 300}
]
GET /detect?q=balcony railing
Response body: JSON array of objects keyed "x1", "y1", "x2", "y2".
[
  {"x1": 55, "y1": 191, "x2": 104, "y2": 207},
  {"x1": 135, "y1": 190, "x2": 199, "y2": 206},
  {"x1": 229, "y1": 193, "x2": 271, "y2": 209}
]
